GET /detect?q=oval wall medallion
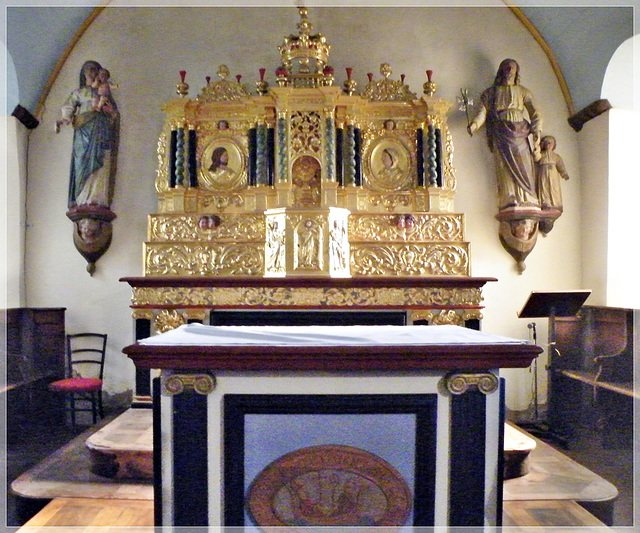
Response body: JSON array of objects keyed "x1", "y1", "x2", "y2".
[{"x1": 247, "y1": 444, "x2": 412, "y2": 527}]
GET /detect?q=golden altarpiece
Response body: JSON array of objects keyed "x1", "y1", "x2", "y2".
[
  {"x1": 118, "y1": 12, "x2": 544, "y2": 529},
  {"x1": 122, "y1": 8, "x2": 495, "y2": 357}
]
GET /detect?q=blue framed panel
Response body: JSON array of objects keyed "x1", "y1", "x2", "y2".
[{"x1": 223, "y1": 393, "x2": 438, "y2": 527}]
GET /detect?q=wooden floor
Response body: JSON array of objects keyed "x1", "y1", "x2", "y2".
[
  {"x1": 17, "y1": 497, "x2": 610, "y2": 532},
  {"x1": 16, "y1": 498, "x2": 153, "y2": 532}
]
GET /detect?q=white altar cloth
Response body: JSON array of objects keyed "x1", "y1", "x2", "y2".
[{"x1": 140, "y1": 323, "x2": 529, "y2": 347}]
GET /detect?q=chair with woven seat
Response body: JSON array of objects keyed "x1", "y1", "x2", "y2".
[{"x1": 49, "y1": 333, "x2": 107, "y2": 427}]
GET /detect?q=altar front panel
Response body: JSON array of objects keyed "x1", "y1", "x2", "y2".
[{"x1": 154, "y1": 371, "x2": 503, "y2": 529}]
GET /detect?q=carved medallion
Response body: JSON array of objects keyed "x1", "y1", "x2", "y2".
[{"x1": 247, "y1": 445, "x2": 412, "y2": 527}]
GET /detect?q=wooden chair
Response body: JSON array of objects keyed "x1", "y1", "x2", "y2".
[{"x1": 49, "y1": 333, "x2": 107, "y2": 427}]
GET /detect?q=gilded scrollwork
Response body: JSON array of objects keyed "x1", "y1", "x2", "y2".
[
  {"x1": 144, "y1": 243, "x2": 263, "y2": 276},
  {"x1": 131, "y1": 285, "x2": 483, "y2": 309},
  {"x1": 351, "y1": 244, "x2": 469, "y2": 276},
  {"x1": 149, "y1": 214, "x2": 264, "y2": 242},
  {"x1": 349, "y1": 214, "x2": 464, "y2": 242}
]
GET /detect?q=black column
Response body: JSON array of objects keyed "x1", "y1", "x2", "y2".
[
  {"x1": 172, "y1": 382, "x2": 209, "y2": 526},
  {"x1": 449, "y1": 389, "x2": 487, "y2": 526}
]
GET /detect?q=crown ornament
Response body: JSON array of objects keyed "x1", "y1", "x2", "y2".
[{"x1": 277, "y1": 7, "x2": 334, "y2": 88}]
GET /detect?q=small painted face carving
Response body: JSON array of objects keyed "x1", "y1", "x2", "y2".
[{"x1": 541, "y1": 136, "x2": 556, "y2": 151}]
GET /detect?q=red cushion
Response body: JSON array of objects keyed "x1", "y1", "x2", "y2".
[{"x1": 49, "y1": 377, "x2": 102, "y2": 392}]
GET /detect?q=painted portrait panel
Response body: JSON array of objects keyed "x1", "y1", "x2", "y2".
[
  {"x1": 199, "y1": 138, "x2": 246, "y2": 191},
  {"x1": 366, "y1": 138, "x2": 413, "y2": 192}
]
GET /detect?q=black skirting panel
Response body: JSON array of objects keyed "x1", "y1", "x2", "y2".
[
  {"x1": 152, "y1": 377, "x2": 163, "y2": 526},
  {"x1": 134, "y1": 318, "x2": 152, "y2": 398},
  {"x1": 449, "y1": 389, "x2": 487, "y2": 526},
  {"x1": 209, "y1": 309, "x2": 407, "y2": 326},
  {"x1": 172, "y1": 385, "x2": 209, "y2": 526}
]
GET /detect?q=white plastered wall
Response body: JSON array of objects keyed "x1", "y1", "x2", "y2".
[{"x1": 23, "y1": 4, "x2": 586, "y2": 412}]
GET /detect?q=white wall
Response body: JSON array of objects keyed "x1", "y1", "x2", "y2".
[
  {"x1": 24, "y1": 6, "x2": 586, "y2": 412},
  {"x1": 2, "y1": 116, "x2": 27, "y2": 309}
]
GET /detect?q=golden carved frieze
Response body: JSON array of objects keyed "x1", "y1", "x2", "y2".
[
  {"x1": 144, "y1": 243, "x2": 263, "y2": 276},
  {"x1": 351, "y1": 244, "x2": 469, "y2": 276},
  {"x1": 349, "y1": 214, "x2": 464, "y2": 242},
  {"x1": 367, "y1": 193, "x2": 414, "y2": 211},
  {"x1": 148, "y1": 214, "x2": 264, "y2": 242},
  {"x1": 130, "y1": 285, "x2": 483, "y2": 309},
  {"x1": 198, "y1": 193, "x2": 245, "y2": 212}
]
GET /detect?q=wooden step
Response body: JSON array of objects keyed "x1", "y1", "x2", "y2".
[
  {"x1": 503, "y1": 499, "x2": 610, "y2": 530},
  {"x1": 16, "y1": 497, "x2": 153, "y2": 532}
]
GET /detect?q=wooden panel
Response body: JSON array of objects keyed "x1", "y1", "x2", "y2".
[{"x1": 17, "y1": 497, "x2": 153, "y2": 532}]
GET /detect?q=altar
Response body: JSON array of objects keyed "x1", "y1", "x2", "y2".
[{"x1": 124, "y1": 323, "x2": 540, "y2": 528}]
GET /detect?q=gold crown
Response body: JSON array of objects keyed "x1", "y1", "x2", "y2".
[{"x1": 277, "y1": 7, "x2": 333, "y2": 88}]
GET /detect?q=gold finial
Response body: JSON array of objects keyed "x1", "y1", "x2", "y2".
[
  {"x1": 217, "y1": 64, "x2": 230, "y2": 80},
  {"x1": 380, "y1": 63, "x2": 392, "y2": 79},
  {"x1": 176, "y1": 70, "x2": 189, "y2": 97},
  {"x1": 297, "y1": 7, "x2": 312, "y2": 36},
  {"x1": 423, "y1": 70, "x2": 436, "y2": 97}
]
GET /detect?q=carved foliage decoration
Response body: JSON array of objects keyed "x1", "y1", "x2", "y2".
[
  {"x1": 144, "y1": 243, "x2": 263, "y2": 276},
  {"x1": 350, "y1": 214, "x2": 464, "y2": 242},
  {"x1": 290, "y1": 111, "x2": 322, "y2": 156},
  {"x1": 149, "y1": 214, "x2": 264, "y2": 242},
  {"x1": 351, "y1": 244, "x2": 469, "y2": 276},
  {"x1": 131, "y1": 286, "x2": 483, "y2": 309}
]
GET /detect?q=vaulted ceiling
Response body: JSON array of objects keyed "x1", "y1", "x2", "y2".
[{"x1": 2, "y1": 2, "x2": 637, "y2": 124}]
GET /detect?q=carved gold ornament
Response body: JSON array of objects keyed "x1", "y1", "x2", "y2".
[
  {"x1": 443, "y1": 372, "x2": 500, "y2": 395},
  {"x1": 154, "y1": 309, "x2": 186, "y2": 333},
  {"x1": 162, "y1": 372, "x2": 216, "y2": 395},
  {"x1": 125, "y1": 7, "x2": 492, "y2": 329},
  {"x1": 131, "y1": 285, "x2": 483, "y2": 309}
]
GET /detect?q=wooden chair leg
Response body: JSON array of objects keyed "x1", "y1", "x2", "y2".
[
  {"x1": 69, "y1": 394, "x2": 77, "y2": 428},
  {"x1": 98, "y1": 396, "x2": 104, "y2": 419}
]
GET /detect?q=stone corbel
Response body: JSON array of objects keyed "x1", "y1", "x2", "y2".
[{"x1": 67, "y1": 205, "x2": 117, "y2": 275}]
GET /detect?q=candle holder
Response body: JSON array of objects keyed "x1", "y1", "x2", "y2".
[
  {"x1": 275, "y1": 66, "x2": 288, "y2": 87},
  {"x1": 256, "y1": 68, "x2": 269, "y2": 95},
  {"x1": 176, "y1": 70, "x2": 189, "y2": 97},
  {"x1": 423, "y1": 70, "x2": 436, "y2": 97},
  {"x1": 343, "y1": 67, "x2": 357, "y2": 96}
]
